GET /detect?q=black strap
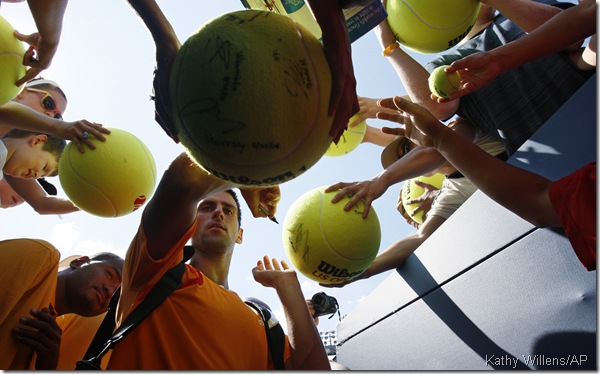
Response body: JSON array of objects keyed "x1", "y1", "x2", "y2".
[
  {"x1": 76, "y1": 246, "x2": 195, "y2": 369},
  {"x1": 245, "y1": 301, "x2": 286, "y2": 370}
]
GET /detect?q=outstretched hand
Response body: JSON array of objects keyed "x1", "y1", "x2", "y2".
[
  {"x1": 252, "y1": 255, "x2": 297, "y2": 289},
  {"x1": 435, "y1": 52, "x2": 504, "y2": 102},
  {"x1": 377, "y1": 96, "x2": 446, "y2": 148},
  {"x1": 325, "y1": 177, "x2": 387, "y2": 219}
]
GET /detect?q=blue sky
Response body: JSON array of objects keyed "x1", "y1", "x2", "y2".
[{"x1": 1, "y1": 0, "x2": 435, "y2": 333}]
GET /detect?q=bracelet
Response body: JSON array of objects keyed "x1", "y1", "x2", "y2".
[{"x1": 382, "y1": 42, "x2": 400, "y2": 57}]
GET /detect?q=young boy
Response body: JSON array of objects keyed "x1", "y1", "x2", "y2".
[
  {"x1": 0, "y1": 78, "x2": 109, "y2": 214},
  {"x1": 1, "y1": 128, "x2": 65, "y2": 181}
]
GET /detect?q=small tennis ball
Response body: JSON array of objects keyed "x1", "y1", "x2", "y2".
[
  {"x1": 325, "y1": 114, "x2": 366, "y2": 157},
  {"x1": 170, "y1": 10, "x2": 333, "y2": 187},
  {"x1": 402, "y1": 173, "x2": 445, "y2": 224},
  {"x1": 387, "y1": 0, "x2": 481, "y2": 54},
  {"x1": 58, "y1": 128, "x2": 157, "y2": 217},
  {"x1": 282, "y1": 186, "x2": 381, "y2": 285},
  {"x1": 0, "y1": 15, "x2": 25, "y2": 106},
  {"x1": 428, "y1": 65, "x2": 461, "y2": 98}
]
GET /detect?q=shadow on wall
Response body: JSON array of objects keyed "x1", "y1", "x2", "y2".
[{"x1": 531, "y1": 331, "x2": 596, "y2": 370}]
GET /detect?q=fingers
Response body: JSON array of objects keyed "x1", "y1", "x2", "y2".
[
  {"x1": 381, "y1": 126, "x2": 405, "y2": 136},
  {"x1": 16, "y1": 67, "x2": 43, "y2": 87}
]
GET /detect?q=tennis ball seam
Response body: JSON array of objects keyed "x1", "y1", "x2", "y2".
[
  {"x1": 318, "y1": 190, "x2": 381, "y2": 262},
  {"x1": 399, "y1": 0, "x2": 480, "y2": 30}
]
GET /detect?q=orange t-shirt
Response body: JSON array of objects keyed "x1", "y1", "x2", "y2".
[
  {"x1": 54, "y1": 313, "x2": 109, "y2": 370},
  {"x1": 0, "y1": 238, "x2": 59, "y2": 370},
  {"x1": 105, "y1": 219, "x2": 285, "y2": 370}
]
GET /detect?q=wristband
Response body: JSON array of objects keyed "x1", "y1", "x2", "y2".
[{"x1": 382, "y1": 42, "x2": 400, "y2": 57}]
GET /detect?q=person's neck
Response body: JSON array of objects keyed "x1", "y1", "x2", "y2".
[
  {"x1": 54, "y1": 271, "x2": 69, "y2": 316},
  {"x1": 189, "y1": 248, "x2": 233, "y2": 289}
]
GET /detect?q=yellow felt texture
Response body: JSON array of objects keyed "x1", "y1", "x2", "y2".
[
  {"x1": 58, "y1": 128, "x2": 157, "y2": 217},
  {"x1": 401, "y1": 173, "x2": 445, "y2": 224},
  {"x1": 282, "y1": 186, "x2": 381, "y2": 285},
  {"x1": 0, "y1": 15, "x2": 25, "y2": 106},
  {"x1": 325, "y1": 113, "x2": 367, "y2": 157},
  {"x1": 170, "y1": 10, "x2": 333, "y2": 187}
]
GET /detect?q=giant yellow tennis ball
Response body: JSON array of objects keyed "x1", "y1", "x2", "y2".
[
  {"x1": 325, "y1": 114, "x2": 366, "y2": 157},
  {"x1": 0, "y1": 15, "x2": 26, "y2": 106},
  {"x1": 282, "y1": 186, "x2": 381, "y2": 284},
  {"x1": 170, "y1": 10, "x2": 333, "y2": 187},
  {"x1": 428, "y1": 65, "x2": 461, "y2": 98},
  {"x1": 58, "y1": 128, "x2": 157, "y2": 217},
  {"x1": 402, "y1": 173, "x2": 445, "y2": 224},
  {"x1": 386, "y1": 0, "x2": 481, "y2": 54}
]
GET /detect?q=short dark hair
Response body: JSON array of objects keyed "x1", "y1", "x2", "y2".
[
  {"x1": 224, "y1": 189, "x2": 242, "y2": 227},
  {"x1": 3, "y1": 129, "x2": 66, "y2": 176},
  {"x1": 90, "y1": 252, "x2": 123, "y2": 262}
]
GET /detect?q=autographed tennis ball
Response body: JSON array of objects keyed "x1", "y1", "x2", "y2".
[
  {"x1": 282, "y1": 186, "x2": 381, "y2": 285},
  {"x1": 428, "y1": 65, "x2": 461, "y2": 98},
  {"x1": 0, "y1": 15, "x2": 26, "y2": 105},
  {"x1": 58, "y1": 128, "x2": 157, "y2": 217},
  {"x1": 325, "y1": 114, "x2": 367, "y2": 157},
  {"x1": 170, "y1": 10, "x2": 333, "y2": 187}
]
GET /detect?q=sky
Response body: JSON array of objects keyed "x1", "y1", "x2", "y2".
[{"x1": 1, "y1": 0, "x2": 436, "y2": 334}]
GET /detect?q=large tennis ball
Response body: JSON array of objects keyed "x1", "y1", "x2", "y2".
[
  {"x1": 428, "y1": 65, "x2": 461, "y2": 98},
  {"x1": 170, "y1": 10, "x2": 333, "y2": 187},
  {"x1": 58, "y1": 128, "x2": 157, "y2": 217},
  {"x1": 0, "y1": 15, "x2": 26, "y2": 106},
  {"x1": 282, "y1": 186, "x2": 381, "y2": 284},
  {"x1": 386, "y1": 0, "x2": 481, "y2": 54},
  {"x1": 325, "y1": 114, "x2": 367, "y2": 157},
  {"x1": 402, "y1": 173, "x2": 445, "y2": 224}
]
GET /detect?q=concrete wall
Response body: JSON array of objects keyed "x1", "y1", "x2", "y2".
[{"x1": 335, "y1": 75, "x2": 597, "y2": 370}]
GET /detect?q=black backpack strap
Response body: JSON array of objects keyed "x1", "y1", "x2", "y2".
[
  {"x1": 76, "y1": 246, "x2": 195, "y2": 369},
  {"x1": 245, "y1": 300, "x2": 286, "y2": 370}
]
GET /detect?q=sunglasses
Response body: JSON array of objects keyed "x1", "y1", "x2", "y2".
[{"x1": 26, "y1": 87, "x2": 63, "y2": 120}]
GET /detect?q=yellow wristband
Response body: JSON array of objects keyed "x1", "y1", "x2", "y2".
[{"x1": 382, "y1": 42, "x2": 400, "y2": 57}]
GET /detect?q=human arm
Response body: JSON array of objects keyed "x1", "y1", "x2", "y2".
[
  {"x1": 326, "y1": 143, "x2": 447, "y2": 218},
  {"x1": 373, "y1": 5, "x2": 458, "y2": 120},
  {"x1": 321, "y1": 215, "x2": 446, "y2": 288},
  {"x1": 4, "y1": 176, "x2": 79, "y2": 214},
  {"x1": 362, "y1": 124, "x2": 397, "y2": 147},
  {"x1": 12, "y1": 307, "x2": 61, "y2": 370},
  {"x1": 252, "y1": 256, "x2": 329, "y2": 370},
  {"x1": 305, "y1": 0, "x2": 359, "y2": 142},
  {"x1": 387, "y1": 96, "x2": 560, "y2": 228},
  {"x1": 0, "y1": 101, "x2": 109, "y2": 152},
  {"x1": 125, "y1": 0, "x2": 181, "y2": 142},
  {"x1": 444, "y1": 0, "x2": 596, "y2": 100},
  {"x1": 14, "y1": 0, "x2": 69, "y2": 86}
]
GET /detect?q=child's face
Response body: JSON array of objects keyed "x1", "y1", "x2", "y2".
[{"x1": 3, "y1": 136, "x2": 58, "y2": 179}]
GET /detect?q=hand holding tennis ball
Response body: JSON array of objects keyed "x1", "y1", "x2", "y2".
[{"x1": 428, "y1": 65, "x2": 461, "y2": 99}]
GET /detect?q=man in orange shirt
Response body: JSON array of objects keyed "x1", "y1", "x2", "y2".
[
  {"x1": 0, "y1": 239, "x2": 123, "y2": 370},
  {"x1": 104, "y1": 152, "x2": 328, "y2": 370}
]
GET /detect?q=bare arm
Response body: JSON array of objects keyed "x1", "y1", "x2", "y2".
[
  {"x1": 252, "y1": 257, "x2": 329, "y2": 370},
  {"x1": 446, "y1": 0, "x2": 596, "y2": 100},
  {"x1": 322, "y1": 215, "x2": 446, "y2": 288},
  {"x1": 388, "y1": 96, "x2": 559, "y2": 228},
  {"x1": 482, "y1": 0, "x2": 561, "y2": 32},
  {"x1": 0, "y1": 101, "x2": 109, "y2": 152},
  {"x1": 374, "y1": 9, "x2": 458, "y2": 119},
  {"x1": 14, "y1": 0, "x2": 69, "y2": 85},
  {"x1": 5, "y1": 176, "x2": 79, "y2": 215},
  {"x1": 305, "y1": 0, "x2": 359, "y2": 142},
  {"x1": 125, "y1": 0, "x2": 181, "y2": 141},
  {"x1": 142, "y1": 153, "x2": 232, "y2": 260}
]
